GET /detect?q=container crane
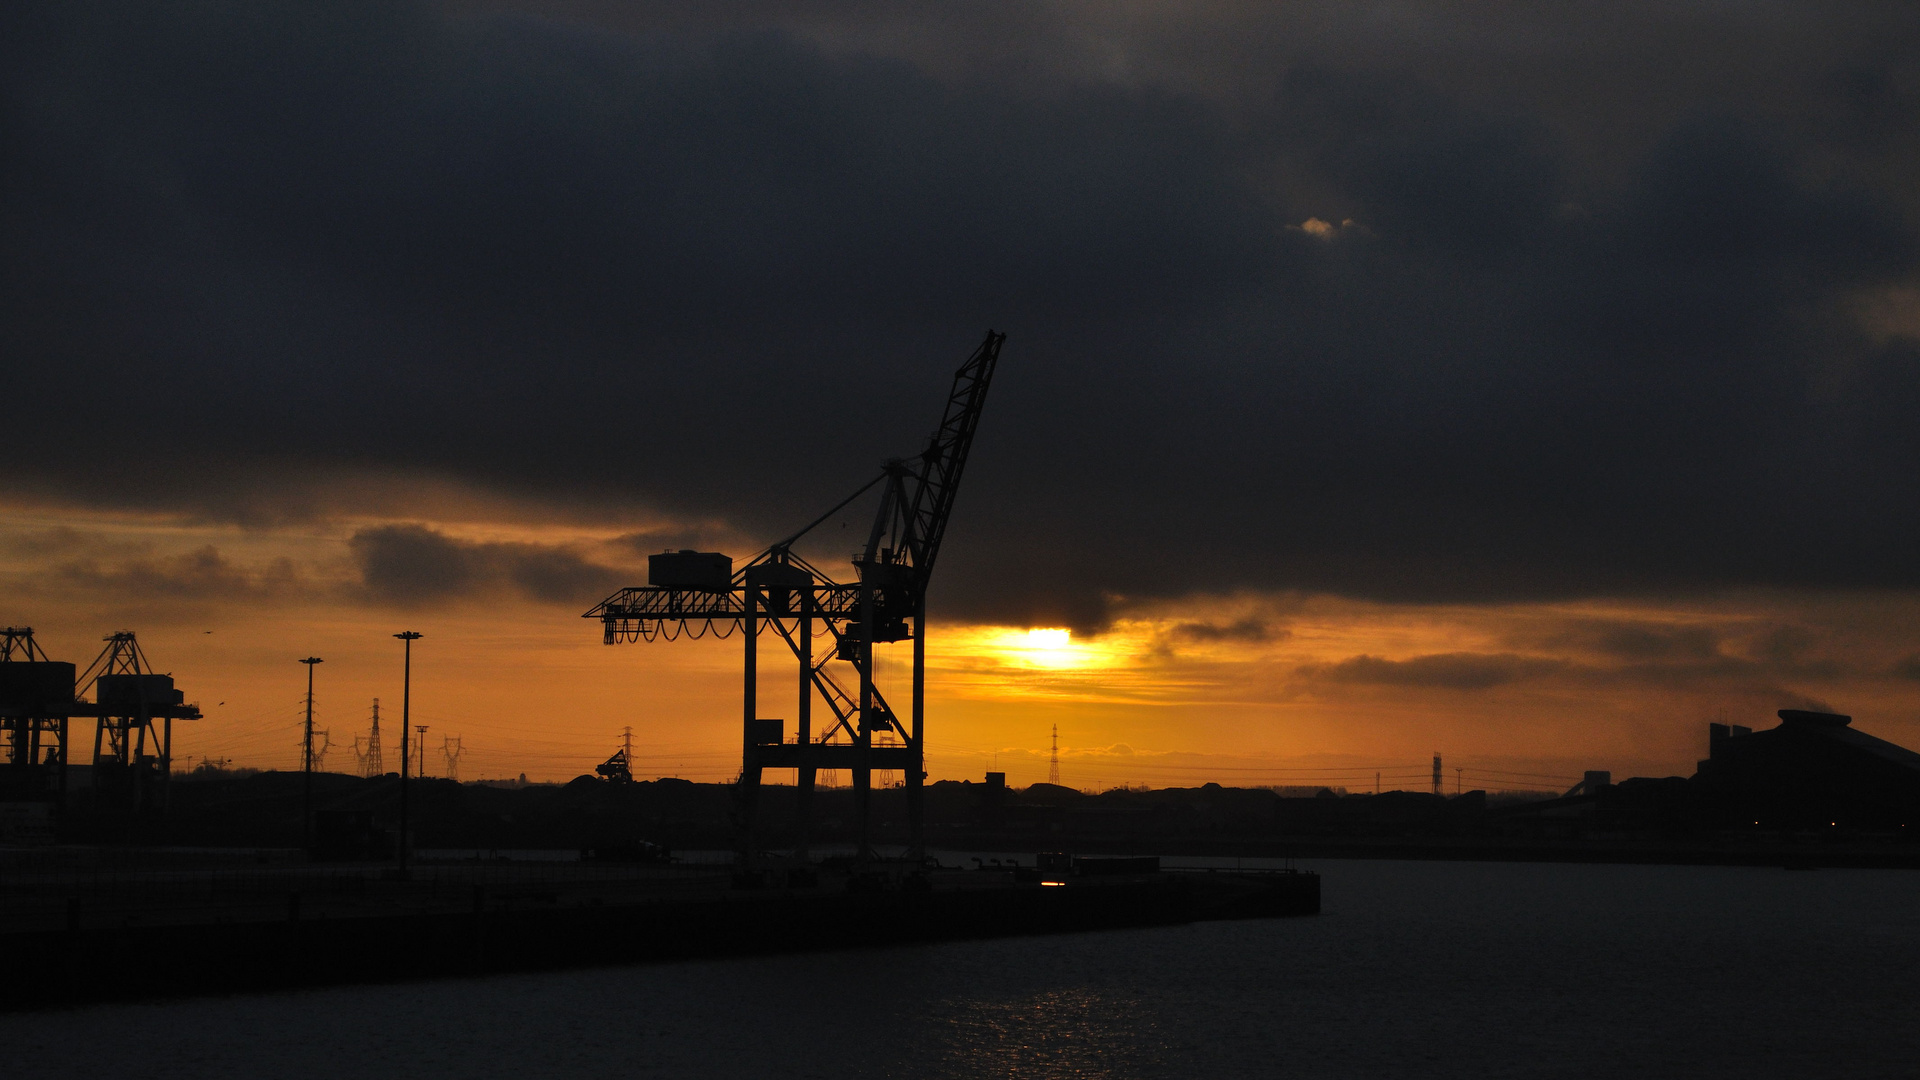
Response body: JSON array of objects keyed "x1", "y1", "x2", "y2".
[
  {"x1": 3, "y1": 628, "x2": 200, "y2": 810},
  {"x1": 0, "y1": 627, "x2": 74, "y2": 802},
  {"x1": 587, "y1": 330, "x2": 1005, "y2": 866},
  {"x1": 75, "y1": 631, "x2": 202, "y2": 811}
]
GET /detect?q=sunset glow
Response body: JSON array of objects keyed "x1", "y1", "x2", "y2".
[
  {"x1": 1022, "y1": 627, "x2": 1075, "y2": 667},
  {"x1": 11, "y1": 496, "x2": 1915, "y2": 792},
  {"x1": 5, "y1": 0, "x2": 1920, "y2": 805}
]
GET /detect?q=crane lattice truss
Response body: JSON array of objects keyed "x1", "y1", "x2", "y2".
[
  {"x1": 0, "y1": 627, "x2": 71, "y2": 801},
  {"x1": 75, "y1": 631, "x2": 203, "y2": 810},
  {"x1": 1, "y1": 628, "x2": 201, "y2": 808},
  {"x1": 587, "y1": 330, "x2": 1005, "y2": 863}
]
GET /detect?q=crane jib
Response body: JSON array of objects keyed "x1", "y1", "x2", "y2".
[{"x1": 583, "y1": 328, "x2": 1005, "y2": 625}]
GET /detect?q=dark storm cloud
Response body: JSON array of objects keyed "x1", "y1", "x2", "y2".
[
  {"x1": 4, "y1": 1, "x2": 1919, "y2": 629},
  {"x1": 1303, "y1": 652, "x2": 1567, "y2": 691},
  {"x1": 1298, "y1": 639, "x2": 1871, "y2": 695},
  {"x1": 612, "y1": 525, "x2": 744, "y2": 559},
  {"x1": 55, "y1": 546, "x2": 299, "y2": 603},
  {"x1": 1531, "y1": 619, "x2": 1723, "y2": 662},
  {"x1": 349, "y1": 524, "x2": 623, "y2": 605},
  {"x1": 1169, "y1": 616, "x2": 1286, "y2": 644}
]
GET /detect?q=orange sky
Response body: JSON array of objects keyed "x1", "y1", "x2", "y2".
[
  {"x1": 9, "y1": 496, "x2": 1920, "y2": 793},
  {"x1": 8, "y1": 2, "x2": 1920, "y2": 799}
]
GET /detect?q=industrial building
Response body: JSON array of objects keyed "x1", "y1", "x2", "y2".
[
  {"x1": 1693, "y1": 709, "x2": 1920, "y2": 830},
  {"x1": 1490, "y1": 708, "x2": 1920, "y2": 838}
]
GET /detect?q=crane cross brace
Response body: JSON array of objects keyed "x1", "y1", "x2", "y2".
[{"x1": 592, "y1": 584, "x2": 871, "y2": 638}]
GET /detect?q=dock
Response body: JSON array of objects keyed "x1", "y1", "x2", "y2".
[{"x1": 0, "y1": 851, "x2": 1317, "y2": 1010}]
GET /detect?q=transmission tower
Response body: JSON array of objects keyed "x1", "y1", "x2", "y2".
[
  {"x1": 595, "y1": 725, "x2": 636, "y2": 783},
  {"x1": 440, "y1": 736, "x2": 462, "y2": 783},
  {"x1": 364, "y1": 699, "x2": 384, "y2": 777},
  {"x1": 1049, "y1": 724, "x2": 1060, "y2": 787},
  {"x1": 414, "y1": 725, "x2": 428, "y2": 777},
  {"x1": 1432, "y1": 753, "x2": 1442, "y2": 796}
]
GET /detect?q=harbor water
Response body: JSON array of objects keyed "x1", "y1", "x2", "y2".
[{"x1": 6, "y1": 858, "x2": 1917, "y2": 1078}]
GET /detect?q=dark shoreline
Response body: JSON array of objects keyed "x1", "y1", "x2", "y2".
[
  {"x1": 1042, "y1": 836, "x2": 1920, "y2": 869},
  {"x1": 0, "y1": 869, "x2": 1318, "y2": 1012}
]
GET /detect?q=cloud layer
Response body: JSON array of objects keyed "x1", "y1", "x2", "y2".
[
  {"x1": 4, "y1": 1, "x2": 1919, "y2": 630},
  {"x1": 349, "y1": 523, "x2": 624, "y2": 605}
]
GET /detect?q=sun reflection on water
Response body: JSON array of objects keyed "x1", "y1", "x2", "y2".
[{"x1": 929, "y1": 987, "x2": 1165, "y2": 1078}]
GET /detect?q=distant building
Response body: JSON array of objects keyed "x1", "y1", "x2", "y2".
[
  {"x1": 1693, "y1": 710, "x2": 1920, "y2": 830},
  {"x1": 1491, "y1": 709, "x2": 1920, "y2": 837}
]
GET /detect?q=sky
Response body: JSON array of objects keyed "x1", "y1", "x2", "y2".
[{"x1": 4, "y1": 1, "x2": 1919, "y2": 790}]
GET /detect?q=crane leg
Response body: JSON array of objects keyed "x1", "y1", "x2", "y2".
[
  {"x1": 907, "y1": 603, "x2": 926, "y2": 861},
  {"x1": 853, "y1": 734, "x2": 872, "y2": 862},
  {"x1": 796, "y1": 599, "x2": 814, "y2": 863},
  {"x1": 738, "y1": 585, "x2": 761, "y2": 876},
  {"x1": 856, "y1": 585, "x2": 875, "y2": 864}
]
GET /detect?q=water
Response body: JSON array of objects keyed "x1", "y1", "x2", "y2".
[{"x1": 7, "y1": 859, "x2": 1918, "y2": 1078}]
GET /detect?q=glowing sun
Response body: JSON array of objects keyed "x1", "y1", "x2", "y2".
[{"x1": 1023, "y1": 627, "x2": 1077, "y2": 668}]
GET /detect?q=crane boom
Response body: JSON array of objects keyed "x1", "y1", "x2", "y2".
[{"x1": 898, "y1": 330, "x2": 1005, "y2": 590}]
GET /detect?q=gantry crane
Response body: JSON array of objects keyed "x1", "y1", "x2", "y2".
[
  {"x1": 587, "y1": 330, "x2": 1005, "y2": 867},
  {"x1": 0, "y1": 627, "x2": 74, "y2": 801},
  {"x1": 1, "y1": 628, "x2": 200, "y2": 810},
  {"x1": 75, "y1": 631, "x2": 202, "y2": 811}
]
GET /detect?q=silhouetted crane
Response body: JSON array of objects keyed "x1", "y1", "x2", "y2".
[
  {"x1": 0, "y1": 627, "x2": 72, "y2": 802},
  {"x1": 588, "y1": 330, "x2": 1005, "y2": 867}
]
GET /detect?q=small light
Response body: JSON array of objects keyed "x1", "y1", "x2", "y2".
[{"x1": 1040, "y1": 880, "x2": 1066, "y2": 887}]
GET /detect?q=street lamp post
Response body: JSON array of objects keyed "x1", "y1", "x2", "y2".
[
  {"x1": 299, "y1": 656, "x2": 322, "y2": 851},
  {"x1": 394, "y1": 631, "x2": 422, "y2": 875}
]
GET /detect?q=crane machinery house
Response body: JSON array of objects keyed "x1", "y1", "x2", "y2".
[{"x1": 649, "y1": 551, "x2": 732, "y2": 591}]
